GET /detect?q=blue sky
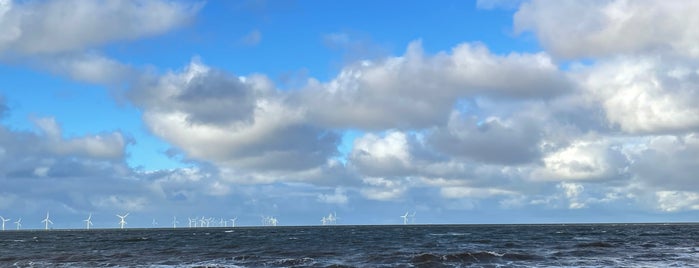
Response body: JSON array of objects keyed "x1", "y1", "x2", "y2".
[{"x1": 1, "y1": 0, "x2": 699, "y2": 229}]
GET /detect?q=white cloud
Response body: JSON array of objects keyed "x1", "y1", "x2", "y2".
[
  {"x1": 350, "y1": 131, "x2": 412, "y2": 177},
  {"x1": 43, "y1": 52, "x2": 134, "y2": 85},
  {"x1": 655, "y1": 191, "x2": 699, "y2": 212},
  {"x1": 317, "y1": 187, "x2": 349, "y2": 205},
  {"x1": 557, "y1": 182, "x2": 585, "y2": 209},
  {"x1": 577, "y1": 56, "x2": 699, "y2": 134},
  {"x1": 440, "y1": 186, "x2": 517, "y2": 199},
  {"x1": 532, "y1": 138, "x2": 627, "y2": 181},
  {"x1": 297, "y1": 41, "x2": 570, "y2": 130},
  {"x1": 359, "y1": 177, "x2": 407, "y2": 201},
  {"x1": 0, "y1": 0, "x2": 200, "y2": 55},
  {"x1": 31, "y1": 117, "x2": 127, "y2": 160},
  {"x1": 515, "y1": 0, "x2": 699, "y2": 59}
]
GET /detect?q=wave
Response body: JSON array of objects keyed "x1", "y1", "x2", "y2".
[
  {"x1": 575, "y1": 241, "x2": 616, "y2": 248},
  {"x1": 410, "y1": 251, "x2": 543, "y2": 265}
]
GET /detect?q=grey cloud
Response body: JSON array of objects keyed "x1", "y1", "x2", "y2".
[
  {"x1": 219, "y1": 125, "x2": 340, "y2": 171},
  {"x1": 427, "y1": 111, "x2": 542, "y2": 165},
  {"x1": 0, "y1": 118, "x2": 128, "y2": 169},
  {"x1": 130, "y1": 60, "x2": 341, "y2": 177},
  {"x1": 628, "y1": 134, "x2": 699, "y2": 192},
  {"x1": 131, "y1": 60, "x2": 262, "y2": 125},
  {"x1": 0, "y1": 95, "x2": 7, "y2": 118}
]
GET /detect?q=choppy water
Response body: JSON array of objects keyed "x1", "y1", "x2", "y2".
[{"x1": 1, "y1": 224, "x2": 698, "y2": 267}]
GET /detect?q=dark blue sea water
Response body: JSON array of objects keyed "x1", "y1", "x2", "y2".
[{"x1": 1, "y1": 224, "x2": 698, "y2": 267}]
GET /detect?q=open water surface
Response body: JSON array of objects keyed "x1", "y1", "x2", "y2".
[{"x1": 1, "y1": 223, "x2": 698, "y2": 267}]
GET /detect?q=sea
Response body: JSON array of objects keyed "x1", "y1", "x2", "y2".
[{"x1": 1, "y1": 223, "x2": 698, "y2": 267}]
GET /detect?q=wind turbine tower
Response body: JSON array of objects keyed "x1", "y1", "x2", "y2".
[
  {"x1": 42, "y1": 212, "x2": 53, "y2": 230},
  {"x1": 401, "y1": 211, "x2": 409, "y2": 225},
  {"x1": 14, "y1": 218, "x2": 21, "y2": 230},
  {"x1": 172, "y1": 216, "x2": 178, "y2": 229},
  {"x1": 84, "y1": 214, "x2": 93, "y2": 230},
  {"x1": 0, "y1": 216, "x2": 9, "y2": 231},
  {"x1": 117, "y1": 213, "x2": 129, "y2": 229},
  {"x1": 230, "y1": 217, "x2": 237, "y2": 227}
]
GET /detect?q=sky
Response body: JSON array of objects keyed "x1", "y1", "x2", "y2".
[{"x1": 1, "y1": 0, "x2": 699, "y2": 229}]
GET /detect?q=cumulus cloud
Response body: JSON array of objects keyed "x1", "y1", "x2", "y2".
[
  {"x1": 557, "y1": 182, "x2": 585, "y2": 209},
  {"x1": 0, "y1": 0, "x2": 200, "y2": 55},
  {"x1": 0, "y1": 117, "x2": 128, "y2": 167},
  {"x1": 350, "y1": 131, "x2": 414, "y2": 177},
  {"x1": 428, "y1": 111, "x2": 542, "y2": 165},
  {"x1": 297, "y1": 41, "x2": 570, "y2": 130},
  {"x1": 41, "y1": 52, "x2": 135, "y2": 85},
  {"x1": 531, "y1": 138, "x2": 628, "y2": 181},
  {"x1": 514, "y1": 0, "x2": 699, "y2": 59},
  {"x1": 317, "y1": 187, "x2": 349, "y2": 205},
  {"x1": 130, "y1": 60, "x2": 341, "y2": 177},
  {"x1": 577, "y1": 56, "x2": 699, "y2": 134},
  {"x1": 627, "y1": 134, "x2": 699, "y2": 192},
  {"x1": 655, "y1": 191, "x2": 699, "y2": 212}
]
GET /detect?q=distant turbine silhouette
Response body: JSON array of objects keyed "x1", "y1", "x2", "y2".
[
  {"x1": 152, "y1": 219, "x2": 158, "y2": 227},
  {"x1": 0, "y1": 216, "x2": 10, "y2": 231},
  {"x1": 172, "y1": 216, "x2": 178, "y2": 229},
  {"x1": 42, "y1": 212, "x2": 53, "y2": 230},
  {"x1": 116, "y1": 213, "x2": 129, "y2": 229},
  {"x1": 230, "y1": 217, "x2": 237, "y2": 227},
  {"x1": 261, "y1": 216, "x2": 278, "y2": 226},
  {"x1": 84, "y1": 213, "x2": 93, "y2": 230},
  {"x1": 401, "y1": 211, "x2": 409, "y2": 225},
  {"x1": 14, "y1": 218, "x2": 21, "y2": 230}
]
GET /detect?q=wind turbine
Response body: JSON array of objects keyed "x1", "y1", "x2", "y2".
[
  {"x1": 188, "y1": 217, "x2": 194, "y2": 228},
  {"x1": 0, "y1": 216, "x2": 10, "y2": 231},
  {"x1": 116, "y1": 213, "x2": 129, "y2": 229},
  {"x1": 14, "y1": 218, "x2": 21, "y2": 230},
  {"x1": 269, "y1": 217, "x2": 279, "y2": 226},
  {"x1": 401, "y1": 211, "x2": 409, "y2": 225},
  {"x1": 84, "y1": 214, "x2": 93, "y2": 230},
  {"x1": 152, "y1": 219, "x2": 158, "y2": 227},
  {"x1": 172, "y1": 216, "x2": 178, "y2": 229},
  {"x1": 42, "y1": 212, "x2": 53, "y2": 230},
  {"x1": 230, "y1": 217, "x2": 237, "y2": 227}
]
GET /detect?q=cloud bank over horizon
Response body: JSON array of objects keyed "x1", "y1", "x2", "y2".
[{"x1": 1, "y1": 0, "x2": 698, "y2": 227}]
